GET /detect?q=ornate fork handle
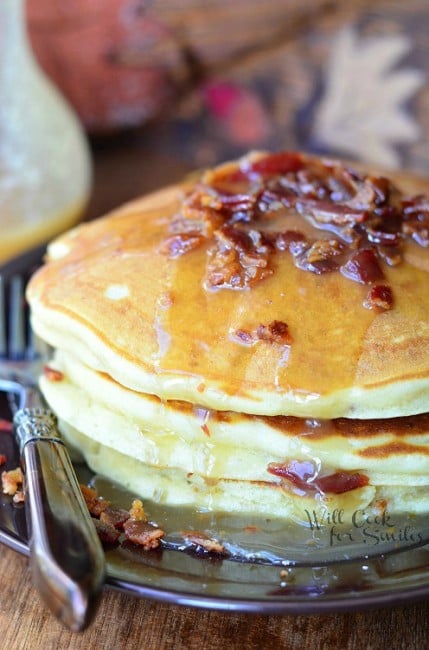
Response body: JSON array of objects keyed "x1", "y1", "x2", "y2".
[
  {"x1": 14, "y1": 408, "x2": 105, "y2": 631},
  {"x1": 14, "y1": 408, "x2": 62, "y2": 447}
]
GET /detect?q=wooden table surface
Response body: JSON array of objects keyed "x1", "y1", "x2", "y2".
[
  {"x1": 1, "y1": 543, "x2": 429, "y2": 650},
  {"x1": 2, "y1": 131, "x2": 429, "y2": 650}
]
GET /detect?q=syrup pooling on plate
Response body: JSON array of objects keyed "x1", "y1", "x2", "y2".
[{"x1": 89, "y1": 474, "x2": 429, "y2": 567}]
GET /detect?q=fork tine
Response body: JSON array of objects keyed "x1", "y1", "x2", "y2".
[{"x1": 9, "y1": 274, "x2": 26, "y2": 360}]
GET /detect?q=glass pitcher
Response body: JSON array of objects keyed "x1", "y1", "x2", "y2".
[{"x1": 0, "y1": 0, "x2": 92, "y2": 263}]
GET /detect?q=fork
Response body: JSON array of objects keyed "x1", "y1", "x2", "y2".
[{"x1": 0, "y1": 270, "x2": 105, "y2": 632}]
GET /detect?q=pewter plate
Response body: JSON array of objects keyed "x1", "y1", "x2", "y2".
[
  {"x1": 1, "y1": 406, "x2": 429, "y2": 615},
  {"x1": 1, "y1": 248, "x2": 429, "y2": 614}
]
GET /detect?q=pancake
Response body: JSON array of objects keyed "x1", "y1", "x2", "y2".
[
  {"x1": 28, "y1": 153, "x2": 429, "y2": 419},
  {"x1": 42, "y1": 351, "x2": 429, "y2": 483},
  {"x1": 26, "y1": 151, "x2": 429, "y2": 520},
  {"x1": 37, "y1": 350, "x2": 429, "y2": 519}
]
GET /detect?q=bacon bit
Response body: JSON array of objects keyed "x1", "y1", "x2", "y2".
[
  {"x1": 180, "y1": 191, "x2": 225, "y2": 235},
  {"x1": 0, "y1": 419, "x2": 13, "y2": 433},
  {"x1": 268, "y1": 459, "x2": 314, "y2": 483},
  {"x1": 79, "y1": 487, "x2": 164, "y2": 551},
  {"x1": 159, "y1": 152, "x2": 429, "y2": 308},
  {"x1": 129, "y1": 498, "x2": 147, "y2": 522},
  {"x1": 206, "y1": 224, "x2": 273, "y2": 290},
  {"x1": 43, "y1": 365, "x2": 64, "y2": 382},
  {"x1": 100, "y1": 507, "x2": 130, "y2": 530},
  {"x1": 93, "y1": 518, "x2": 121, "y2": 545},
  {"x1": 232, "y1": 320, "x2": 292, "y2": 347},
  {"x1": 267, "y1": 460, "x2": 369, "y2": 494},
  {"x1": 231, "y1": 328, "x2": 254, "y2": 345},
  {"x1": 402, "y1": 195, "x2": 429, "y2": 247},
  {"x1": 12, "y1": 490, "x2": 25, "y2": 504},
  {"x1": 304, "y1": 238, "x2": 344, "y2": 265},
  {"x1": 363, "y1": 285, "x2": 393, "y2": 311},
  {"x1": 377, "y1": 245, "x2": 402, "y2": 266},
  {"x1": 80, "y1": 484, "x2": 111, "y2": 516},
  {"x1": 181, "y1": 530, "x2": 228, "y2": 555},
  {"x1": 257, "y1": 320, "x2": 292, "y2": 345},
  {"x1": 215, "y1": 151, "x2": 304, "y2": 183},
  {"x1": 317, "y1": 472, "x2": 369, "y2": 494},
  {"x1": 123, "y1": 519, "x2": 164, "y2": 550},
  {"x1": 2, "y1": 467, "x2": 23, "y2": 496},
  {"x1": 275, "y1": 230, "x2": 307, "y2": 252},
  {"x1": 297, "y1": 198, "x2": 368, "y2": 226},
  {"x1": 0, "y1": 454, "x2": 6, "y2": 466},
  {"x1": 160, "y1": 233, "x2": 203, "y2": 258},
  {"x1": 340, "y1": 248, "x2": 384, "y2": 285},
  {"x1": 80, "y1": 484, "x2": 97, "y2": 501},
  {"x1": 230, "y1": 328, "x2": 254, "y2": 345},
  {"x1": 366, "y1": 224, "x2": 401, "y2": 247},
  {"x1": 245, "y1": 151, "x2": 304, "y2": 178},
  {"x1": 294, "y1": 238, "x2": 345, "y2": 274},
  {"x1": 89, "y1": 498, "x2": 111, "y2": 517}
]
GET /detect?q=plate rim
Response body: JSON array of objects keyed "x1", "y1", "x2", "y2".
[{"x1": 2, "y1": 524, "x2": 429, "y2": 615}]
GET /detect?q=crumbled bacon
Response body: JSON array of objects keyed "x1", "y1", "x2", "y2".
[
  {"x1": 363, "y1": 285, "x2": 394, "y2": 311},
  {"x1": 43, "y1": 365, "x2": 64, "y2": 382},
  {"x1": 2, "y1": 467, "x2": 23, "y2": 496},
  {"x1": 305, "y1": 239, "x2": 344, "y2": 264},
  {"x1": 181, "y1": 530, "x2": 228, "y2": 555},
  {"x1": 275, "y1": 230, "x2": 307, "y2": 252},
  {"x1": 123, "y1": 519, "x2": 164, "y2": 550},
  {"x1": 316, "y1": 472, "x2": 370, "y2": 494},
  {"x1": 244, "y1": 150, "x2": 304, "y2": 178},
  {"x1": 230, "y1": 328, "x2": 254, "y2": 345},
  {"x1": 100, "y1": 507, "x2": 130, "y2": 530},
  {"x1": 206, "y1": 224, "x2": 273, "y2": 289},
  {"x1": 232, "y1": 320, "x2": 292, "y2": 347},
  {"x1": 160, "y1": 151, "x2": 429, "y2": 308},
  {"x1": 256, "y1": 320, "x2": 292, "y2": 345},
  {"x1": 294, "y1": 238, "x2": 345, "y2": 274},
  {"x1": 340, "y1": 248, "x2": 384, "y2": 285},
  {"x1": 180, "y1": 191, "x2": 226, "y2": 234},
  {"x1": 93, "y1": 517, "x2": 121, "y2": 545},
  {"x1": 80, "y1": 484, "x2": 111, "y2": 516},
  {"x1": 296, "y1": 198, "x2": 368, "y2": 226},
  {"x1": 160, "y1": 233, "x2": 203, "y2": 258},
  {"x1": 377, "y1": 245, "x2": 402, "y2": 266},
  {"x1": 267, "y1": 459, "x2": 369, "y2": 495},
  {"x1": 129, "y1": 498, "x2": 147, "y2": 522},
  {"x1": 80, "y1": 487, "x2": 165, "y2": 551},
  {"x1": 402, "y1": 195, "x2": 429, "y2": 247}
]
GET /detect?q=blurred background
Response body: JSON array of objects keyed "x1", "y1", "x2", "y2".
[
  {"x1": 2, "y1": 0, "x2": 429, "y2": 256},
  {"x1": 27, "y1": 0, "x2": 429, "y2": 163}
]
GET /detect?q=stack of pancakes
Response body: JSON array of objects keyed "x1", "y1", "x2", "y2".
[{"x1": 27, "y1": 152, "x2": 429, "y2": 521}]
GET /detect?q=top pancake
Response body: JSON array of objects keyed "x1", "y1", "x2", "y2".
[{"x1": 27, "y1": 152, "x2": 429, "y2": 418}]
